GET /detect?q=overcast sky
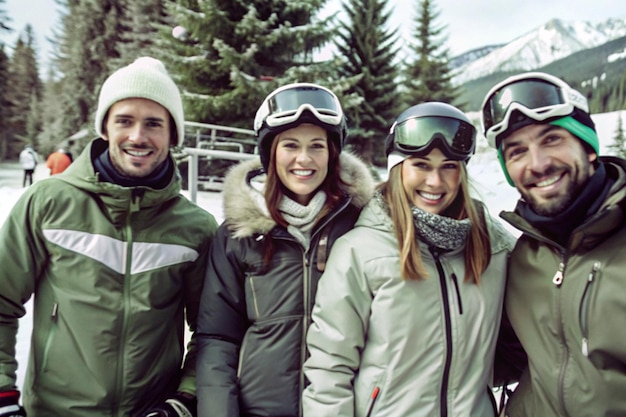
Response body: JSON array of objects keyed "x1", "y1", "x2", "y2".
[{"x1": 2, "y1": 0, "x2": 626, "y2": 75}]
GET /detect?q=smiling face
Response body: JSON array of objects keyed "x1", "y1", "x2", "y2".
[
  {"x1": 501, "y1": 123, "x2": 596, "y2": 216},
  {"x1": 102, "y1": 98, "x2": 172, "y2": 178},
  {"x1": 400, "y1": 148, "x2": 462, "y2": 215},
  {"x1": 274, "y1": 123, "x2": 329, "y2": 205}
]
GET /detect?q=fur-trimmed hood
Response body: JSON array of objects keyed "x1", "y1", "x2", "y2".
[{"x1": 222, "y1": 152, "x2": 375, "y2": 238}]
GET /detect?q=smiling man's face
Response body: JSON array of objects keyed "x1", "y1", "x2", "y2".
[
  {"x1": 103, "y1": 98, "x2": 171, "y2": 178},
  {"x1": 501, "y1": 123, "x2": 596, "y2": 216}
]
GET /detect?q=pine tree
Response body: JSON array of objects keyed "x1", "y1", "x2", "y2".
[
  {"x1": 607, "y1": 112, "x2": 626, "y2": 158},
  {"x1": 617, "y1": 71, "x2": 626, "y2": 111},
  {"x1": 6, "y1": 25, "x2": 41, "y2": 159},
  {"x1": 0, "y1": 0, "x2": 9, "y2": 159},
  {"x1": 0, "y1": 44, "x2": 9, "y2": 159},
  {"x1": 0, "y1": 0, "x2": 10, "y2": 32},
  {"x1": 336, "y1": 0, "x2": 401, "y2": 166},
  {"x1": 53, "y1": 0, "x2": 125, "y2": 144},
  {"x1": 113, "y1": 0, "x2": 167, "y2": 68},
  {"x1": 37, "y1": 70, "x2": 67, "y2": 157},
  {"x1": 163, "y1": 0, "x2": 335, "y2": 129},
  {"x1": 403, "y1": 0, "x2": 459, "y2": 106}
]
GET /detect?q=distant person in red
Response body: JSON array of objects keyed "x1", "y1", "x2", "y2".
[{"x1": 46, "y1": 148, "x2": 72, "y2": 175}]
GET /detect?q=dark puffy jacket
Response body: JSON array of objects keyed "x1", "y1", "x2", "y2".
[
  {"x1": 500, "y1": 157, "x2": 626, "y2": 416},
  {"x1": 196, "y1": 153, "x2": 374, "y2": 417}
]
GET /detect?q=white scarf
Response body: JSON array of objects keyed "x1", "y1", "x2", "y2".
[{"x1": 279, "y1": 192, "x2": 327, "y2": 250}]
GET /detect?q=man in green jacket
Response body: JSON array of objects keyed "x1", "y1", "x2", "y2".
[
  {"x1": 481, "y1": 71, "x2": 626, "y2": 416},
  {"x1": 0, "y1": 57, "x2": 218, "y2": 417}
]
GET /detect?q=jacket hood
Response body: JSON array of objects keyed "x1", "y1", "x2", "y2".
[
  {"x1": 47, "y1": 138, "x2": 181, "y2": 226},
  {"x1": 222, "y1": 152, "x2": 375, "y2": 238},
  {"x1": 598, "y1": 156, "x2": 626, "y2": 209}
]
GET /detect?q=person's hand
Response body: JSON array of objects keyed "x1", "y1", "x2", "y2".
[
  {"x1": 0, "y1": 391, "x2": 26, "y2": 417},
  {"x1": 141, "y1": 392, "x2": 196, "y2": 417}
]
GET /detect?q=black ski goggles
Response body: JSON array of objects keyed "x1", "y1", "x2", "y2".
[
  {"x1": 254, "y1": 84, "x2": 343, "y2": 132},
  {"x1": 481, "y1": 72, "x2": 588, "y2": 148},
  {"x1": 388, "y1": 116, "x2": 476, "y2": 161}
]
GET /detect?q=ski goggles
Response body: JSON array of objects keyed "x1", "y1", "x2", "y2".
[
  {"x1": 254, "y1": 83, "x2": 344, "y2": 132},
  {"x1": 389, "y1": 116, "x2": 476, "y2": 161},
  {"x1": 481, "y1": 72, "x2": 589, "y2": 148}
]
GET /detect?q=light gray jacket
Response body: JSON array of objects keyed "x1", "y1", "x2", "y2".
[{"x1": 303, "y1": 196, "x2": 515, "y2": 417}]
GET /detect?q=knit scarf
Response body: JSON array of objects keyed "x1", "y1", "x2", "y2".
[
  {"x1": 279, "y1": 192, "x2": 327, "y2": 250},
  {"x1": 412, "y1": 206, "x2": 472, "y2": 251}
]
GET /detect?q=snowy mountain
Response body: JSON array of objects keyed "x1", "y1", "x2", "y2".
[
  {"x1": 452, "y1": 17, "x2": 626, "y2": 84},
  {"x1": 449, "y1": 44, "x2": 504, "y2": 68}
]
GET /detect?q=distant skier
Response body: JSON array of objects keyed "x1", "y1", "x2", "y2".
[
  {"x1": 18, "y1": 144, "x2": 38, "y2": 186},
  {"x1": 45, "y1": 148, "x2": 72, "y2": 175}
]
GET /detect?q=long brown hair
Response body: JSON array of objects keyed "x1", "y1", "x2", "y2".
[
  {"x1": 261, "y1": 127, "x2": 347, "y2": 265},
  {"x1": 381, "y1": 161, "x2": 491, "y2": 283}
]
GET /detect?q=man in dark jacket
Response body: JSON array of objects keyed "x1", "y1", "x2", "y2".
[
  {"x1": 0, "y1": 57, "x2": 218, "y2": 417},
  {"x1": 481, "y1": 71, "x2": 626, "y2": 416}
]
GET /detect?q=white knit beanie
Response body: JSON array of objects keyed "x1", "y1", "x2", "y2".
[{"x1": 94, "y1": 57, "x2": 185, "y2": 146}]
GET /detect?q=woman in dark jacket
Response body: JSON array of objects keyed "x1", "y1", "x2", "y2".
[{"x1": 196, "y1": 83, "x2": 375, "y2": 417}]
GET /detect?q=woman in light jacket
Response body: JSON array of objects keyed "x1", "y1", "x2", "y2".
[
  {"x1": 196, "y1": 83, "x2": 374, "y2": 417},
  {"x1": 303, "y1": 102, "x2": 516, "y2": 417}
]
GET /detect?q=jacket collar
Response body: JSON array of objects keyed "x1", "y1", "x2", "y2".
[
  {"x1": 222, "y1": 152, "x2": 375, "y2": 238},
  {"x1": 53, "y1": 138, "x2": 182, "y2": 226}
]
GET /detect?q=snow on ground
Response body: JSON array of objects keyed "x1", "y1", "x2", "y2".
[{"x1": 1, "y1": 109, "x2": 623, "y2": 390}]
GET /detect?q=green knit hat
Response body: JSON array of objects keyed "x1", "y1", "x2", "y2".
[{"x1": 498, "y1": 115, "x2": 599, "y2": 186}]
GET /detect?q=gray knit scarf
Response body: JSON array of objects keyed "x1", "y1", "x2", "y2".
[
  {"x1": 411, "y1": 206, "x2": 471, "y2": 251},
  {"x1": 279, "y1": 191, "x2": 327, "y2": 250}
]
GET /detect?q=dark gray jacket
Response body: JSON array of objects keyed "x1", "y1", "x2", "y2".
[{"x1": 196, "y1": 153, "x2": 374, "y2": 417}]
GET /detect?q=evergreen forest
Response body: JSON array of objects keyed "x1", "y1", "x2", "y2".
[{"x1": 1, "y1": 0, "x2": 625, "y2": 166}]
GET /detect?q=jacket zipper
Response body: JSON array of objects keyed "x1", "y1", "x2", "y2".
[
  {"x1": 272, "y1": 232, "x2": 311, "y2": 417},
  {"x1": 249, "y1": 275, "x2": 261, "y2": 318},
  {"x1": 277, "y1": 200, "x2": 350, "y2": 417},
  {"x1": 113, "y1": 193, "x2": 139, "y2": 415},
  {"x1": 41, "y1": 302, "x2": 59, "y2": 372},
  {"x1": 431, "y1": 248, "x2": 452, "y2": 417},
  {"x1": 555, "y1": 251, "x2": 571, "y2": 417},
  {"x1": 237, "y1": 331, "x2": 251, "y2": 378},
  {"x1": 579, "y1": 262, "x2": 600, "y2": 357},
  {"x1": 364, "y1": 386, "x2": 380, "y2": 417},
  {"x1": 450, "y1": 273, "x2": 463, "y2": 315},
  {"x1": 299, "y1": 251, "x2": 310, "y2": 417}
]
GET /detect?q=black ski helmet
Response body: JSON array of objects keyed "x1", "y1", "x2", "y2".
[
  {"x1": 254, "y1": 83, "x2": 347, "y2": 171},
  {"x1": 385, "y1": 102, "x2": 476, "y2": 162}
]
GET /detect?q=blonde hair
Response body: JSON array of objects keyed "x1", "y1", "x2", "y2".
[{"x1": 381, "y1": 162, "x2": 491, "y2": 283}]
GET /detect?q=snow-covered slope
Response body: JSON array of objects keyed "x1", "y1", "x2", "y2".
[{"x1": 453, "y1": 17, "x2": 626, "y2": 84}]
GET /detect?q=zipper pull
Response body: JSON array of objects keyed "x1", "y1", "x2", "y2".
[
  {"x1": 552, "y1": 262, "x2": 564, "y2": 287},
  {"x1": 582, "y1": 337, "x2": 589, "y2": 357},
  {"x1": 51, "y1": 302, "x2": 58, "y2": 322},
  {"x1": 364, "y1": 387, "x2": 380, "y2": 417},
  {"x1": 588, "y1": 261, "x2": 600, "y2": 282}
]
